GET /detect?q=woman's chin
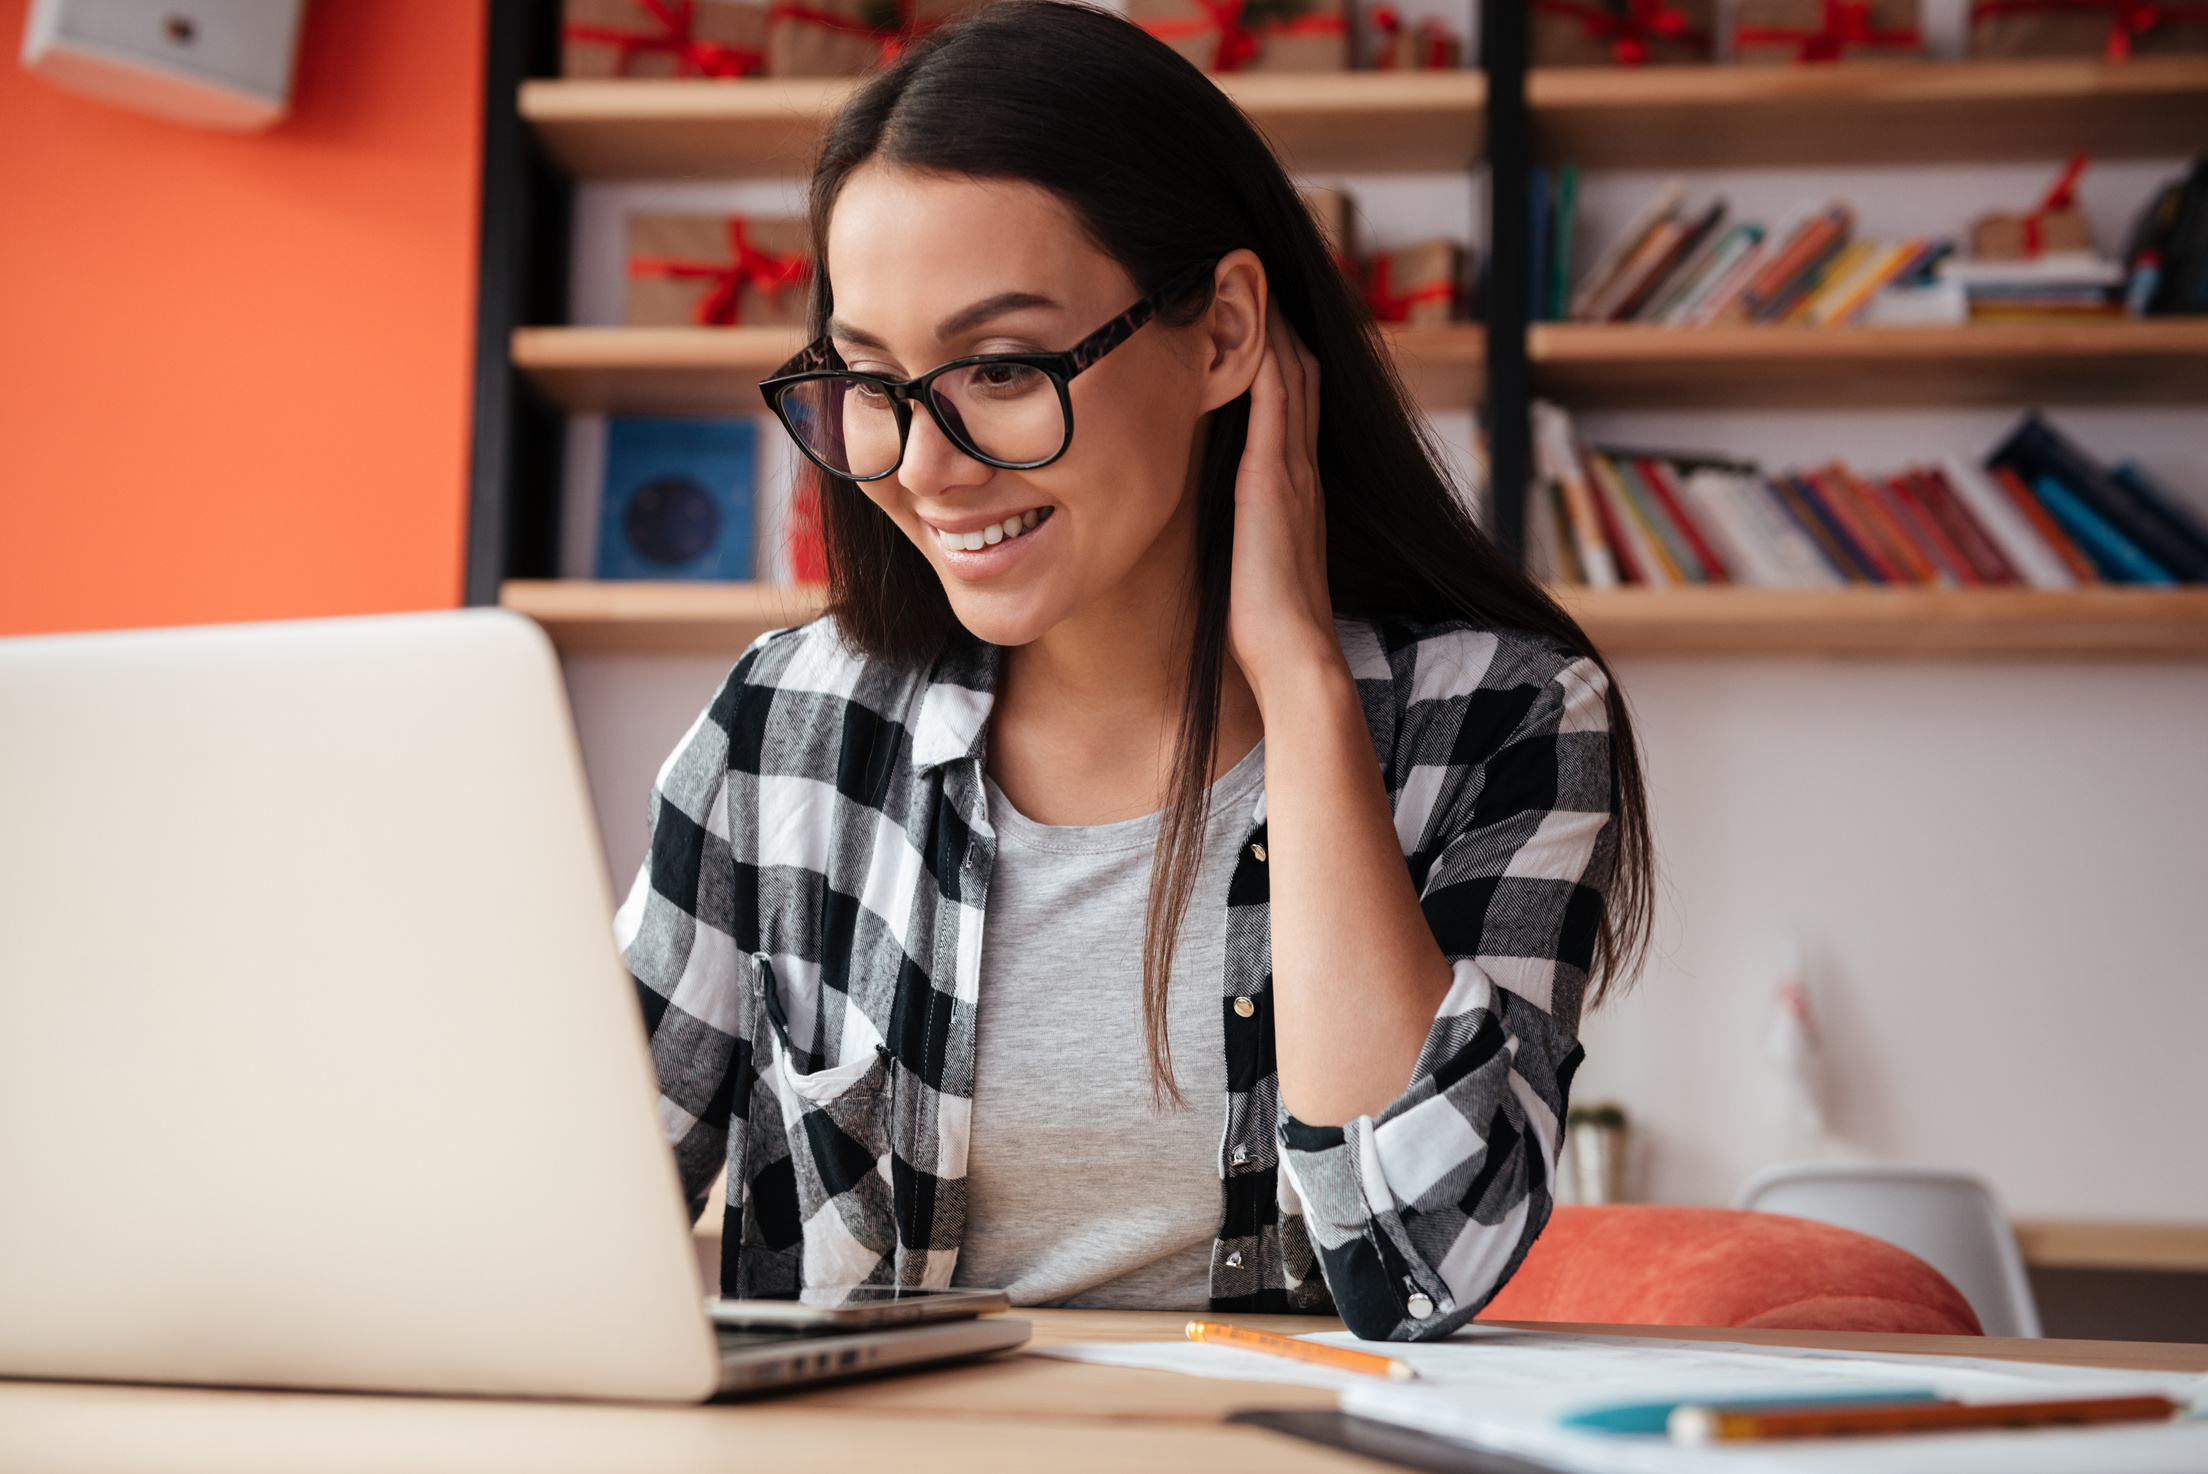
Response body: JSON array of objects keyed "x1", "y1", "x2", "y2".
[{"x1": 940, "y1": 584, "x2": 1065, "y2": 649}]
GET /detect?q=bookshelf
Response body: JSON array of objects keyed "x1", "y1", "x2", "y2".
[
  {"x1": 464, "y1": 2, "x2": 2208, "y2": 655},
  {"x1": 1532, "y1": 320, "x2": 2208, "y2": 410},
  {"x1": 1530, "y1": 56, "x2": 2208, "y2": 169},
  {"x1": 512, "y1": 322, "x2": 1489, "y2": 416},
  {"x1": 502, "y1": 579, "x2": 2208, "y2": 659}
]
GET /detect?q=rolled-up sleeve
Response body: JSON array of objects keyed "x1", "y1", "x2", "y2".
[{"x1": 1279, "y1": 642, "x2": 1614, "y2": 1340}]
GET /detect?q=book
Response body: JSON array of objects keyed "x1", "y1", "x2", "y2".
[
  {"x1": 1835, "y1": 463, "x2": 1941, "y2": 583},
  {"x1": 1909, "y1": 466, "x2": 2016, "y2": 585},
  {"x1": 1586, "y1": 451, "x2": 1673, "y2": 586},
  {"x1": 1570, "y1": 178, "x2": 1685, "y2": 321},
  {"x1": 1682, "y1": 200, "x2": 1816, "y2": 326},
  {"x1": 1989, "y1": 463, "x2": 2101, "y2": 585},
  {"x1": 1660, "y1": 225, "x2": 1765, "y2": 326},
  {"x1": 1673, "y1": 470, "x2": 1778, "y2": 585},
  {"x1": 1989, "y1": 414, "x2": 2208, "y2": 582},
  {"x1": 1616, "y1": 201, "x2": 1728, "y2": 322},
  {"x1": 1936, "y1": 457, "x2": 2071, "y2": 589},
  {"x1": 1641, "y1": 222, "x2": 1750, "y2": 324},
  {"x1": 1737, "y1": 206, "x2": 1854, "y2": 322},
  {"x1": 595, "y1": 415, "x2": 758, "y2": 581},
  {"x1": 2112, "y1": 461, "x2": 2208, "y2": 571},
  {"x1": 1530, "y1": 166, "x2": 1551, "y2": 327},
  {"x1": 1801, "y1": 466, "x2": 1903, "y2": 582},
  {"x1": 2029, "y1": 475, "x2": 2174, "y2": 584},
  {"x1": 1550, "y1": 164, "x2": 1579, "y2": 323},
  {"x1": 1638, "y1": 457, "x2": 1732, "y2": 582},
  {"x1": 1734, "y1": 474, "x2": 1848, "y2": 587},
  {"x1": 1532, "y1": 401, "x2": 1619, "y2": 588},
  {"x1": 1609, "y1": 455, "x2": 1709, "y2": 582},
  {"x1": 1865, "y1": 472, "x2": 1956, "y2": 584},
  {"x1": 1584, "y1": 213, "x2": 1694, "y2": 323},
  {"x1": 1770, "y1": 472, "x2": 1878, "y2": 583},
  {"x1": 1784, "y1": 239, "x2": 1879, "y2": 326}
]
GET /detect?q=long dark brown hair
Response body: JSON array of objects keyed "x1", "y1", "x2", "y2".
[{"x1": 802, "y1": 0, "x2": 1653, "y2": 1102}]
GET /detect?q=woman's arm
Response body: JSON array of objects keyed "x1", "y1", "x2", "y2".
[{"x1": 1228, "y1": 307, "x2": 1454, "y2": 1126}]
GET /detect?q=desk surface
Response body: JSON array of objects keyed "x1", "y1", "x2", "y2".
[{"x1": 6, "y1": 1311, "x2": 2205, "y2": 1474}]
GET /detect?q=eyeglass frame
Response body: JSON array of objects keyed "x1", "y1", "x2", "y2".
[{"x1": 758, "y1": 257, "x2": 1221, "y2": 484}]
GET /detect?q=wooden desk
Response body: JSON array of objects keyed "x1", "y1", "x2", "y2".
[{"x1": 6, "y1": 1311, "x2": 2205, "y2": 1474}]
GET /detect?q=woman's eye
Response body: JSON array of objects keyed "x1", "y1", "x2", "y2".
[
  {"x1": 972, "y1": 363, "x2": 1043, "y2": 393},
  {"x1": 850, "y1": 380, "x2": 893, "y2": 405}
]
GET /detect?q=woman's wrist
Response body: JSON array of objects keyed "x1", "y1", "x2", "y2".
[{"x1": 1243, "y1": 631, "x2": 1357, "y2": 730}]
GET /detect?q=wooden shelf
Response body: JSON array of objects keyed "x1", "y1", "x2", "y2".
[
  {"x1": 505, "y1": 581, "x2": 2208, "y2": 659},
  {"x1": 1530, "y1": 320, "x2": 2208, "y2": 409},
  {"x1": 2014, "y1": 1220, "x2": 2208, "y2": 1273},
  {"x1": 1531, "y1": 57, "x2": 2208, "y2": 169},
  {"x1": 519, "y1": 71, "x2": 1485, "y2": 180},
  {"x1": 512, "y1": 323, "x2": 1487, "y2": 416},
  {"x1": 1557, "y1": 587, "x2": 2208, "y2": 658}
]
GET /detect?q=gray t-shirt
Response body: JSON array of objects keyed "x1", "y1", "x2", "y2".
[{"x1": 951, "y1": 741, "x2": 1266, "y2": 1309}]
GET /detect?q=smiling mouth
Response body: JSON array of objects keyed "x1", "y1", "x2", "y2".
[{"x1": 931, "y1": 506, "x2": 1052, "y2": 554}]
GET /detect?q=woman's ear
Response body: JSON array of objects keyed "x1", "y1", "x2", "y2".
[{"x1": 1197, "y1": 249, "x2": 1269, "y2": 414}]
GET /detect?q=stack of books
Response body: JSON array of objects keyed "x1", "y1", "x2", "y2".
[
  {"x1": 1529, "y1": 404, "x2": 2208, "y2": 589},
  {"x1": 1938, "y1": 254, "x2": 2126, "y2": 322},
  {"x1": 1545, "y1": 180, "x2": 1951, "y2": 328}
]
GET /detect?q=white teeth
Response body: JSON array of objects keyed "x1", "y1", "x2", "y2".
[
  {"x1": 983, "y1": 524, "x2": 1004, "y2": 545},
  {"x1": 934, "y1": 510, "x2": 1049, "y2": 554},
  {"x1": 1002, "y1": 517, "x2": 1022, "y2": 539},
  {"x1": 1023, "y1": 510, "x2": 1039, "y2": 529},
  {"x1": 963, "y1": 530, "x2": 985, "y2": 551}
]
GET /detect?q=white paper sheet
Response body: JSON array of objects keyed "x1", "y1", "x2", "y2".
[{"x1": 1038, "y1": 1327, "x2": 2208, "y2": 1473}]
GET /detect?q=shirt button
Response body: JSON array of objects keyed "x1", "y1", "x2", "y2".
[
  {"x1": 1406, "y1": 1292, "x2": 1435, "y2": 1320},
  {"x1": 1250, "y1": 843, "x2": 1267, "y2": 862},
  {"x1": 1233, "y1": 996, "x2": 1255, "y2": 1018},
  {"x1": 1231, "y1": 1145, "x2": 1249, "y2": 1166},
  {"x1": 1226, "y1": 1251, "x2": 1244, "y2": 1269}
]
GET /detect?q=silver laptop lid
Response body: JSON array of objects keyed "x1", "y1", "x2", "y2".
[{"x1": 0, "y1": 611, "x2": 720, "y2": 1402}]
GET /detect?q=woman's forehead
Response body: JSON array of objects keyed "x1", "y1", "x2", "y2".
[{"x1": 824, "y1": 165, "x2": 1134, "y2": 320}]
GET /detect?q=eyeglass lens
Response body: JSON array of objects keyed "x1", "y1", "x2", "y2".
[{"x1": 778, "y1": 361, "x2": 1067, "y2": 479}]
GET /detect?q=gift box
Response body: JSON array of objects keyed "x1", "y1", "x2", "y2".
[
  {"x1": 1967, "y1": 0, "x2": 2208, "y2": 59},
  {"x1": 1129, "y1": 0, "x2": 1350, "y2": 73},
  {"x1": 1364, "y1": 239, "x2": 1464, "y2": 326},
  {"x1": 626, "y1": 215, "x2": 813, "y2": 328},
  {"x1": 1531, "y1": 0, "x2": 1714, "y2": 65},
  {"x1": 1970, "y1": 153, "x2": 2095, "y2": 260},
  {"x1": 1368, "y1": 4, "x2": 1465, "y2": 65},
  {"x1": 1734, "y1": 0, "x2": 1922, "y2": 62},
  {"x1": 766, "y1": 0, "x2": 992, "y2": 75},
  {"x1": 562, "y1": 0, "x2": 768, "y2": 77}
]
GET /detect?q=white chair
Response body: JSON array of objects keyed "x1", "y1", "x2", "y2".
[{"x1": 1734, "y1": 1163, "x2": 2043, "y2": 1338}]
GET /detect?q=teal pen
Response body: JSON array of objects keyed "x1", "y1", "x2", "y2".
[{"x1": 1560, "y1": 1388, "x2": 1944, "y2": 1436}]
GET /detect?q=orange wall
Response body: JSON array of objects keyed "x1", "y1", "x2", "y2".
[{"x1": 0, "y1": 0, "x2": 487, "y2": 636}]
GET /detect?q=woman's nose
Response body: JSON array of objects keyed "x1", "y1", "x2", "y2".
[{"x1": 897, "y1": 398, "x2": 994, "y2": 499}]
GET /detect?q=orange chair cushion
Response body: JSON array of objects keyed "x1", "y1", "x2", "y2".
[{"x1": 1477, "y1": 1205, "x2": 1983, "y2": 1336}]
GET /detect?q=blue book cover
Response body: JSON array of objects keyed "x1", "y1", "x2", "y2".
[
  {"x1": 597, "y1": 416, "x2": 756, "y2": 581},
  {"x1": 2032, "y1": 475, "x2": 2173, "y2": 585}
]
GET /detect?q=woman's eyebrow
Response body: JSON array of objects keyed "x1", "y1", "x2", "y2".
[{"x1": 935, "y1": 291, "x2": 1060, "y2": 340}]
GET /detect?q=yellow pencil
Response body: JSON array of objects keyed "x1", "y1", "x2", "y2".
[{"x1": 1185, "y1": 1319, "x2": 1418, "y2": 1382}]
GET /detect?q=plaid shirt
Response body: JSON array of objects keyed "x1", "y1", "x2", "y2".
[{"x1": 617, "y1": 614, "x2": 1615, "y2": 1340}]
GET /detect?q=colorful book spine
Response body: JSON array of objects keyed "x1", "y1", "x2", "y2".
[
  {"x1": 1875, "y1": 473, "x2": 1970, "y2": 585},
  {"x1": 1802, "y1": 467, "x2": 1902, "y2": 582},
  {"x1": 1913, "y1": 466, "x2": 2021, "y2": 585},
  {"x1": 1933, "y1": 458, "x2": 2065, "y2": 588},
  {"x1": 2029, "y1": 475, "x2": 2175, "y2": 584},
  {"x1": 1639, "y1": 458, "x2": 1733, "y2": 583},
  {"x1": 1587, "y1": 451, "x2": 1674, "y2": 586},
  {"x1": 1531, "y1": 401, "x2": 1619, "y2": 588},
  {"x1": 1989, "y1": 464, "x2": 2101, "y2": 584},
  {"x1": 1835, "y1": 464, "x2": 1940, "y2": 583},
  {"x1": 1990, "y1": 414, "x2": 2208, "y2": 582},
  {"x1": 1768, "y1": 472, "x2": 1876, "y2": 584}
]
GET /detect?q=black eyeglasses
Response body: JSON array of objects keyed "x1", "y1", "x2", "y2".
[{"x1": 759, "y1": 259, "x2": 1218, "y2": 483}]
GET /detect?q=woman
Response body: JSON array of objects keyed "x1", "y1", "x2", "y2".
[{"x1": 617, "y1": 0, "x2": 1651, "y2": 1340}]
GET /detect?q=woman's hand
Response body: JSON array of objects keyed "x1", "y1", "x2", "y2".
[{"x1": 1227, "y1": 303, "x2": 1344, "y2": 710}]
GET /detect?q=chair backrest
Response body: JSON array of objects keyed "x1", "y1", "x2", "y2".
[{"x1": 1734, "y1": 1164, "x2": 2042, "y2": 1338}]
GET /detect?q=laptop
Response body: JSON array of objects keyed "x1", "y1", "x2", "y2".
[{"x1": 0, "y1": 610, "x2": 1028, "y2": 1401}]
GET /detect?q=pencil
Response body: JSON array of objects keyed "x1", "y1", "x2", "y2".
[
  {"x1": 1669, "y1": 1393, "x2": 2182, "y2": 1444},
  {"x1": 1184, "y1": 1320, "x2": 1418, "y2": 1382}
]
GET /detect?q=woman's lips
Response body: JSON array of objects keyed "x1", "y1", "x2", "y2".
[{"x1": 927, "y1": 506, "x2": 1054, "y2": 578}]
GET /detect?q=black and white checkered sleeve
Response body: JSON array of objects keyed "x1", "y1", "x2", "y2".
[
  {"x1": 612, "y1": 638, "x2": 768, "y2": 1221},
  {"x1": 1280, "y1": 627, "x2": 1612, "y2": 1340}
]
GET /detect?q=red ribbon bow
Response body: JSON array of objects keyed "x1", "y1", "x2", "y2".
[
  {"x1": 1363, "y1": 255, "x2": 1456, "y2": 323},
  {"x1": 2022, "y1": 150, "x2": 2089, "y2": 255},
  {"x1": 1534, "y1": 0, "x2": 1702, "y2": 64},
  {"x1": 1370, "y1": 5, "x2": 1459, "y2": 66},
  {"x1": 766, "y1": 0, "x2": 939, "y2": 65},
  {"x1": 563, "y1": 0, "x2": 766, "y2": 77},
  {"x1": 1735, "y1": 0, "x2": 1921, "y2": 60},
  {"x1": 1967, "y1": 0, "x2": 2208, "y2": 58},
  {"x1": 1136, "y1": 0, "x2": 1347, "y2": 73},
  {"x1": 630, "y1": 219, "x2": 812, "y2": 327}
]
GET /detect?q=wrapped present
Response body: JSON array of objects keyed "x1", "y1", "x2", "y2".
[
  {"x1": 1968, "y1": 0, "x2": 2208, "y2": 58},
  {"x1": 1129, "y1": 0, "x2": 1350, "y2": 73},
  {"x1": 562, "y1": 0, "x2": 768, "y2": 77},
  {"x1": 1368, "y1": 4, "x2": 1465, "y2": 65},
  {"x1": 1364, "y1": 239, "x2": 1464, "y2": 326},
  {"x1": 1531, "y1": 0, "x2": 1714, "y2": 64},
  {"x1": 766, "y1": 0, "x2": 992, "y2": 75},
  {"x1": 1734, "y1": 0, "x2": 1922, "y2": 61},
  {"x1": 1972, "y1": 153, "x2": 2096, "y2": 259},
  {"x1": 627, "y1": 215, "x2": 813, "y2": 328}
]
